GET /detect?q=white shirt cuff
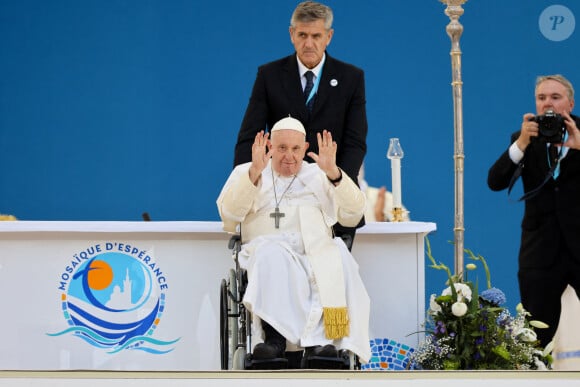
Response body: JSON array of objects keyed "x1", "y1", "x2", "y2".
[{"x1": 509, "y1": 142, "x2": 524, "y2": 164}]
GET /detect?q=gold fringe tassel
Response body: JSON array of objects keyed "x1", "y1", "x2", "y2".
[{"x1": 322, "y1": 307, "x2": 349, "y2": 339}]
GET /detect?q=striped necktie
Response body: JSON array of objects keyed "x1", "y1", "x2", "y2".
[{"x1": 304, "y1": 71, "x2": 315, "y2": 111}]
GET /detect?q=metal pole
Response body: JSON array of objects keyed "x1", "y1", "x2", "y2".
[{"x1": 440, "y1": 0, "x2": 467, "y2": 278}]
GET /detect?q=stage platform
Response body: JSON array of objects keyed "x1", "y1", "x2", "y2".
[{"x1": 0, "y1": 370, "x2": 579, "y2": 387}]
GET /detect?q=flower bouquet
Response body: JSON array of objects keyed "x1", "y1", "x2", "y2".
[{"x1": 410, "y1": 239, "x2": 553, "y2": 370}]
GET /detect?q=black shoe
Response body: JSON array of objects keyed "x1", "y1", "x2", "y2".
[
  {"x1": 252, "y1": 342, "x2": 284, "y2": 360},
  {"x1": 304, "y1": 344, "x2": 338, "y2": 358},
  {"x1": 302, "y1": 344, "x2": 347, "y2": 369}
]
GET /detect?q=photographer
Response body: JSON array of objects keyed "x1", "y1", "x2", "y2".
[{"x1": 488, "y1": 74, "x2": 580, "y2": 346}]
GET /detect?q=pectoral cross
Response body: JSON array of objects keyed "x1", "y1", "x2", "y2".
[{"x1": 270, "y1": 207, "x2": 285, "y2": 229}]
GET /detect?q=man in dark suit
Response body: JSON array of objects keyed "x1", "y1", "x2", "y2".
[
  {"x1": 488, "y1": 74, "x2": 580, "y2": 346},
  {"x1": 234, "y1": 1, "x2": 368, "y2": 241}
]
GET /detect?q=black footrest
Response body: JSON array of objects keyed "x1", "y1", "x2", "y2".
[
  {"x1": 302, "y1": 355, "x2": 350, "y2": 370},
  {"x1": 245, "y1": 355, "x2": 288, "y2": 370}
]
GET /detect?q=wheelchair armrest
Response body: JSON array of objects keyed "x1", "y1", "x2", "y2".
[{"x1": 228, "y1": 234, "x2": 242, "y2": 250}]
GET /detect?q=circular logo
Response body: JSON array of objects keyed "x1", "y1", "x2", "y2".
[
  {"x1": 49, "y1": 243, "x2": 178, "y2": 354},
  {"x1": 539, "y1": 5, "x2": 576, "y2": 42}
]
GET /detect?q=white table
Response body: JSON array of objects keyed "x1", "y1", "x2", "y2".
[{"x1": 0, "y1": 220, "x2": 435, "y2": 371}]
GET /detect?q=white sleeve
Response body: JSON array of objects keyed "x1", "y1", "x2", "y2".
[
  {"x1": 509, "y1": 142, "x2": 525, "y2": 164},
  {"x1": 216, "y1": 165, "x2": 260, "y2": 233},
  {"x1": 333, "y1": 170, "x2": 366, "y2": 227}
]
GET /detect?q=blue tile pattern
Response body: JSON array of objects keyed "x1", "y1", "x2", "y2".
[{"x1": 361, "y1": 338, "x2": 415, "y2": 371}]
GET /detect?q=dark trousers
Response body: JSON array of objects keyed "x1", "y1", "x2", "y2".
[{"x1": 518, "y1": 236, "x2": 580, "y2": 346}]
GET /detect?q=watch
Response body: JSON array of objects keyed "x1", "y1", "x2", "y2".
[{"x1": 327, "y1": 169, "x2": 343, "y2": 184}]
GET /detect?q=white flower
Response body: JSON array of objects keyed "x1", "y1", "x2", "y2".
[
  {"x1": 529, "y1": 320, "x2": 549, "y2": 329},
  {"x1": 451, "y1": 301, "x2": 468, "y2": 317},
  {"x1": 543, "y1": 340, "x2": 555, "y2": 357},
  {"x1": 442, "y1": 282, "x2": 472, "y2": 302},
  {"x1": 515, "y1": 303, "x2": 531, "y2": 317},
  {"x1": 515, "y1": 327, "x2": 537, "y2": 342},
  {"x1": 429, "y1": 294, "x2": 442, "y2": 314}
]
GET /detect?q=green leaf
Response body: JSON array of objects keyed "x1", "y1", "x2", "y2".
[
  {"x1": 492, "y1": 345, "x2": 510, "y2": 360},
  {"x1": 437, "y1": 295, "x2": 453, "y2": 303}
]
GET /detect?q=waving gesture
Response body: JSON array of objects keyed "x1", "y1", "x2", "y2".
[
  {"x1": 249, "y1": 131, "x2": 272, "y2": 185},
  {"x1": 308, "y1": 130, "x2": 342, "y2": 183}
]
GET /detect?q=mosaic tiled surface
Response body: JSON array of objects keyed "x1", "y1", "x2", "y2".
[{"x1": 361, "y1": 338, "x2": 414, "y2": 371}]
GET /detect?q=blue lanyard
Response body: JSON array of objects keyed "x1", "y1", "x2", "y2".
[
  {"x1": 547, "y1": 131, "x2": 568, "y2": 178},
  {"x1": 306, "y1": 67, "x2": 323, "y2": 105}
]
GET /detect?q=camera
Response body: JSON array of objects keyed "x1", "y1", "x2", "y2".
[{"x1": 531, "y1": 110, "x2": 565, "y2": 143}]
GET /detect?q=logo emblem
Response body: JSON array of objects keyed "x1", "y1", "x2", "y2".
[
  {"x1": 539, "y1": 5, "x2": 576, "y2": 42},
  {"x1": 48, "y1": 242, "x2": 179, "y2": 354}
]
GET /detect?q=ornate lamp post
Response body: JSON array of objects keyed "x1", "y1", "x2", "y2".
[{"x1": 440, "y1": 0, "x2": 467, "y2": 278}]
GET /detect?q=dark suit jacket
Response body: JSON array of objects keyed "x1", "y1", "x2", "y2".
[
  {"x1": 487, "y1": 114, "x2": 580, "y2": 269},
  {"x1": 234, "y1": 53, "x2": 368, "y2": 184}
]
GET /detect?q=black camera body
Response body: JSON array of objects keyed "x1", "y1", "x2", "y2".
[{"x1": 531, "y1": 110, "x2": 565, "y2": 143}]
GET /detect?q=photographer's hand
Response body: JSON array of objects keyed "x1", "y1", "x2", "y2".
[
  {"x1": 516, "y1": 113, "x2": 539, "y2": 151},
  {"x1": 562, "y1": 111, "x2": 580, "y2": 150}
]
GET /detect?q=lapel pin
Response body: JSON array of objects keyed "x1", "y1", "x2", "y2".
[{"x1": 330, "y1": 79, "x2": 338, "y2": 87}]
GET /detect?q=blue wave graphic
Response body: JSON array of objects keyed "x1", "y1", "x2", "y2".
[
  {"x1": 47, "y1": 327, "x2": 180, "y2": 353},
  {"x1": 67, "y1": 299, "x2": 159, "y2": 345},
  {"x1": 128, "y1": 347, "x2": 174, "y2": 354},
  {"x1": 107, "y1": 335, "x2": 180, "y2": 354},
  {"x1": 47, "y1": 326, "x2": 119, "y2": 344}
]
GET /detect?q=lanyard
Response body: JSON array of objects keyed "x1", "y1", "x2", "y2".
[
  {"x1": 547, "y1": 131, "x2": 569, "y2": 178},
  {"x1": 508, "y1": 133, "x2": 568, "y2": 202},
  {"x1": 305, "y1": 66, "x2": 323, "y2": 105}
]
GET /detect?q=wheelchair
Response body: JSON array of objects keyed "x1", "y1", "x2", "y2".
[{"x1": 219, "y1": 233, "x2": 358, "y2": 370}]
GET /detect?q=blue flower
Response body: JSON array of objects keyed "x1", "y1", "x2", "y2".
[
  {"x1": 435, "y1": 320, "x2": 446, "y2": 334},
  {"x1": 480, "y1": 287, "x2": 506, "y2": 306}
]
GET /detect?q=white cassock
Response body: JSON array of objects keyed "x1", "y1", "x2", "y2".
[{"x1": 217, "y1": 160, "x2": 371, "y2": 363}]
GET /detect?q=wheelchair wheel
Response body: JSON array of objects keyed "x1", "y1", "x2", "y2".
[
  {"x1": 227, "y1": 268, "x2": 239, "y2": 366},
  {"x1": 219, "y1": 278, "x2": 229, "y2": 370},
  {"x1": 221, "y1": 269, "x2": 242, "y2": 370}
]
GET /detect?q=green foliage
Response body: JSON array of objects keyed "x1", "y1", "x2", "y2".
[{"x1": 410, "y1": 239, "x2": 552, "y2": 370}]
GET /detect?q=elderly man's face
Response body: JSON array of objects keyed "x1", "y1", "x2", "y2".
[
  {"x1": 270, "y1": 129, "x2": 309, "y2": 176},
  {"x1": 536, "y1": 79, "x2": 575, "y2": 115},
  {"x1": 289, "y1": 19, "x2": 333, "y2": 69}
]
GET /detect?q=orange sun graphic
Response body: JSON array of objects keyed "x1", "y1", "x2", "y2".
[{"x1": 87, "y1": 260, "x2": 114, "y2": 290}]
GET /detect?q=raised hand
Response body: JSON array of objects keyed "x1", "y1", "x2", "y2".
[
  {"x1": 562, "y1": 111, "x2": 580, "y2": 150},
  {"x1": 249, "y1": 131, "x2": 272, "y2": 184},
  {"x1": 516, "y1": 113, "x2": 539, "y2": 151},
  {"x1": 307, "y1": 130, "x2": 341, "y2": 181}
]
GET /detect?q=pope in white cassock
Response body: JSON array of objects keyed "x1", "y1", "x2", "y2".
[{"x1": 217, "y1": 116, "x2": 371, "y2": 366}]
